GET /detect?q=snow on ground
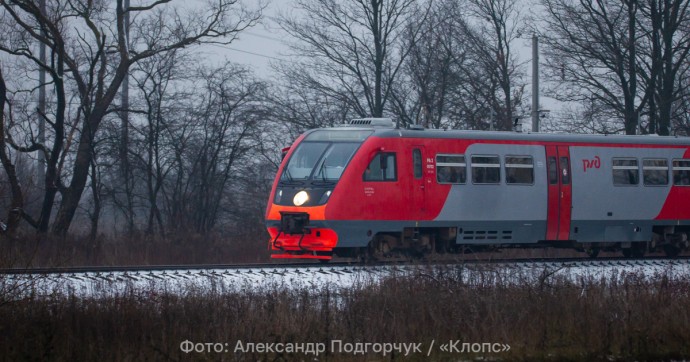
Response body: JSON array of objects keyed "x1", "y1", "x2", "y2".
[{"x1": 2, "y1": 259, "x2": 689, "y2": 299}]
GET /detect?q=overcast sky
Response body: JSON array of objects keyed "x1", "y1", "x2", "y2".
[
  {"x1": 211, "y1": 0, "x2": 563, "y2": 121},
  {"x1": 197, "y1": 0, "x2": 291, "y2": 77}
]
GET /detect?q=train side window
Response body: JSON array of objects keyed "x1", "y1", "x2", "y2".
[
  {"x1": 612, "y1": 158, "x2": 639, "y2": 186},
  {"x1": 643, "y1": 159, "x2": 669, "y2": 186},
  {"x1": 560, "y1": 157, "x2": 571, "y2": 184},
  {"x1": 436, "y1": 154, "x2": 466, "y2": 184},
  {"x1": 548, "y1": 157, "x2": 558, "y2": 184},
  {"x1": 471, "y1": 155, "x2": 500, "y2": 184},
  {"x1": 363, "y1": 152, "x2": 397, "y2": 181},
  {"x1": 672, "y1": 159, "x2": 690, "y2": 186},
  {"x1": 413, "y1": 149, "x2": 422, "y2": 179},
  {"x1": 505, "y1": 156, "x2": 534, "y2": 185}
]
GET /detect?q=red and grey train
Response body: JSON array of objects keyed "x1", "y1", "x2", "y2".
[{"x1": 265, "y1": 118, "x2": 690, "y2": 260}]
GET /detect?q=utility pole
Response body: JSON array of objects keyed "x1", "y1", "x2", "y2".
[
  {"x1": 37, "y1": 0, "x2": 46, "y2": 184},
  {"x1": 531, "y1": 35, "x2": 539, "y2": 133},
  {"x1": 490, "y1": 108, "x2": 495, "y2": 131}
]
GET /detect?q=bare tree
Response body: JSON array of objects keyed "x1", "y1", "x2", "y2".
[
  {"x1": 674, "y1": 85, "x2": 690, "y2": 136},
  {"x1": 638, "y1": 0, "x2": 690, "y2": 135},
  {"x1": 539, "y1": 0, "x2": 690, "y2": 135},
  {"x1": 156, "y1": 63, "x2": 264, "y2": 234},
  {"x1": 397, "y1": 0, "x2": 460, "y2": 128},
  {"x1": 538, "y1": 0, "x2": 646, "y2": 135},
  {"x1": 267, "y1": 66, "x2": 354, "y2": 131},
  {"x1": 466, "y1": 0, "x2": 526, "y2": 130},
  {"x1": 0, "y1": 2, "x2": 69, "y2": 233},
  {"x1": 395, "y1": 0, "x2": 523, "y2": 130},
  {"x1": 0, "y1": 66, "x2": 26, "y2": 235},
  {"x1": 0, "y1": 0, "x2": 262, "y2": 235},
  {"x1": 129, "y1": 50, "x2": 189, "y2": 237},
  {"x1": 278, "y1": 0, "x2": 429, "y2": 120}
]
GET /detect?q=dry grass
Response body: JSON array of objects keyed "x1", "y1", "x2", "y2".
[
  {"x1": 0, "y1": 229, "x2": 272, "y2": 268},
  {"x1": 1, "y1": 267, "x2": 689, "y2": 361},
  {"x1": 0, "y1": 230, "x2": 654, "y2": 269}
]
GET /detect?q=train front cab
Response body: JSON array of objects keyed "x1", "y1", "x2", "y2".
[{"x1": 265, "y1": 128, "x2": 374, "y2": 260}]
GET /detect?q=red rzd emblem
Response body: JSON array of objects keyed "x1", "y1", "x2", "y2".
[{"x1": 582, "y1": 156, "x2": 601, "y2": 172}]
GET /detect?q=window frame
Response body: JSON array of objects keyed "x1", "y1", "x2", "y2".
[
  {"x1": 362, "y1": 152, "x2": 398, "y2": 182},
  {"x1": 547, "y1": 157, "x2": 558, "y2": 185},
  {"x1": 413, "y1": 149, "x2": 423, "y2": 179},
  {"x1": 436, "y1": 154, "x2": 467, "y2": 184},
  {"x1": 504, "y1": 155, "x2": 535, "y2": 185},
  {"x1": 672, "y1": 159, "x2": 690, "y2": 186},
  {"x1": 470, "y1": 154, "x2": 501, "y2": 185},
  {"x1": 642, "y1": 158, "x2": 669, "y2": 187},
  {"x1": 612, "y1": 157, "x2": 639, "y2": 186}
]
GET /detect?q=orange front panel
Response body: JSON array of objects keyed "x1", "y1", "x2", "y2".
[{"x1": 267, "y1": 227, "x2": 338, "y2": 251}]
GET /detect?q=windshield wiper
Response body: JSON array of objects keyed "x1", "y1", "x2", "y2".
[
  {"x1": 280, "y1": 167, "x2": 304, "y2": 185},
  {"x1": 317, "y1": 161, "x2": 327, "y2": 181},
  {"x1": 313, "y1": 162, "x2": 335, "y2": 185},
  {"x1": 284, "y1": 166, "x2": 294, "y2": 182}
]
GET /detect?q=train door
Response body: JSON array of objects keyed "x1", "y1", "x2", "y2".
[
  {"x1": 411, "y1": 147, "x2": 427, "y2": 219},
  {"x1": 546, "y1": 146, "x2": 572, "y2": 240}
]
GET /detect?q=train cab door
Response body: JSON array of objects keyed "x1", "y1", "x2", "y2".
[
  {"x1": 411, "y1": 147, "x2": 427, "y2": 219},
  {"x1": 546, "y1": 146, "x2": 572, "y2": 241}
]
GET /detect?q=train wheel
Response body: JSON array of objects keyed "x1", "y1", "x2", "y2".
[
  {"x1": 360, "y1": 239, "x2": 386, "y2": 263},
  {"x1": 366, "y1": 234, "x2": 400, "y2": 261},
  {"x1": 663, "y1": 245, "x2": 681, "y2": 257},
  {"x1": 376, "y1": 239, "x2": 391, "y2": 256},
  {"x1": 358, "y1": 247, "x2": 377, "y2": 263},
  {"x1": 622, "y1": 244, "x2": 646, "y2": 258},
  {"x1": 434, "y1": 238, "x2": 448, "y2": 254},
  {"x1": 631, "y1": 246, "x2": 645, "y2": 258},
  {"x1": 585, "y1": 247, "x2": 600, "y2": 259}
]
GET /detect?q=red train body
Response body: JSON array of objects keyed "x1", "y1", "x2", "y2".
[{"x1": 265, "y1": 120, "x2": 690, "y2": 260}]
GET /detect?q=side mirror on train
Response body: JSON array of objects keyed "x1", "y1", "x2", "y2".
[{"x1": 280, "y1": 147, "x2": 290, "y2": 161}]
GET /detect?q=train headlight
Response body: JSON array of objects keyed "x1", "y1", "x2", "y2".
[
  {"x1": 318, "y1": 190, "x2": 332, "y2": 204},
  {"x1": 274, "y1": 189, "x2": 283, "y2": 203},
  {"x1": 293, "y1": 191, "x2": 309, "y2": 206}
]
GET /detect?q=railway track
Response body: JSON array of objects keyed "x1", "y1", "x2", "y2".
[
  {"x1": 2, "y1": 257, "x2": 689, "y2": 298},
  {"x1": 0, "y1": 261, "x2": 342, "y2": 275},
  {"x1": 2, "y1": 256, "x2": 690, "y2": 278}
]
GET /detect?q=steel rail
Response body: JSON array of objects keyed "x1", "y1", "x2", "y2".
[{"x1": 2, "y1": 256, "x2": 689, "y2": 276}]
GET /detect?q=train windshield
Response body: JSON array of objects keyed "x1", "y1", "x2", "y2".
[
  {"x1": 281, "y1": 130, "x2": 371, "y2": 183},
  {"x1": 281, "y1": 142, "x2": 360, "y2": 183}
]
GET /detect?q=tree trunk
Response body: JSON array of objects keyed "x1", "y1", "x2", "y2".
[
  {"x1": 36, "y1": 61, "x2": 66, "y2": 232},
  {"x1": 52, "y1": 128, "x2": 94, "y2": 235},
  {"x1": 51, "y1": 106, "x2": 108, "y2": 235},
  {"x1": 0, "y1": 68, "x2": 24, "y2": 235}
]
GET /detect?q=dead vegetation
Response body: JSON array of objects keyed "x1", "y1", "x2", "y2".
[
  {"x1": 0, "y1": 228, "x2": 271, "y2": 268},
  {"x1": 1, "y1": 267, "x2": 689, "y2": 361}
]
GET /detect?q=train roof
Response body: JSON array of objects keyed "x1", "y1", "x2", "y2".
[{"x1": 317, "y1": 127, "x2": 690, "y2": 146}]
